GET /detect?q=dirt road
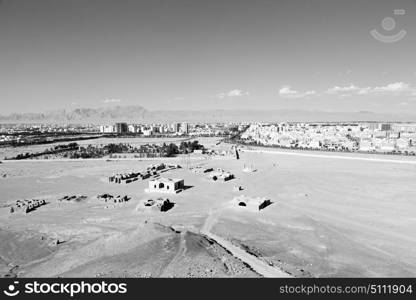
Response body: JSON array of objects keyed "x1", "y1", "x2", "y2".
[
  {"x1": 200, "y1": 208, "x2": 291, "y2": 278},
  {"x1": 242, "y1": 149, "x2": 416, "y2": 165}
]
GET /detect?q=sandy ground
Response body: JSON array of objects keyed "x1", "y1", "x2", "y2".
[{"x1": 1, "y1": 138, "x2": 416, "y2": 277}]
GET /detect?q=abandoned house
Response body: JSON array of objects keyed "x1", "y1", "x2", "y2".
[
  {"x1": 234, "y1": 195, "x2": 272, "y2": 211},
  {"x1": 208, "y1": 169, "x2": 234, "y2": 182},
  {"x1": 145, "y1": 178, "x2": 185, "y2": 194},
  {"x1": 144, "y1": 198, "x2": 175, "y2": 212}
]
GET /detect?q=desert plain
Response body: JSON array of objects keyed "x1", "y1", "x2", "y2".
[{"x1": 1, "y1": 137, "x2": 416, "y2": 277}]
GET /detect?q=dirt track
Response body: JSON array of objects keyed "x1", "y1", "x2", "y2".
[
  {"x1": 200, "y1": 208, "x2": 290, "y2": 278},
  {"x1": 242, "y1": 149, "x2": 416, "y2": 164}
]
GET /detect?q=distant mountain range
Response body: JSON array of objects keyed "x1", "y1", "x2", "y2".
[
  {"x1": 1, "y1": 105, "x2": 416, "y2": 124},
  {"x1": 0, "y1": 106, "x2": 149, "y2": 124}
]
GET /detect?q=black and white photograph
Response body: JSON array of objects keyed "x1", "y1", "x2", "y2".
[{"x1": 0, "y1": 0, "x2": 415, "y2": 298}]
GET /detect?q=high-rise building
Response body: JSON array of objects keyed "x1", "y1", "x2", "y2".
[
  {"x1": 180, "y1": 122, "x2": 189, "y2": 134},
  {"x1": 380, "y1": 123, "x2": 392, "y2": 131},
  {"x1": 128, "y1": 124, "x2": 138, "y2": 133},
  {"x1": 99, "y1": 125, "x2": 115, "y2": 133},
  {"x1": 115, "y1": 122, "x2": 128, "y2": 134},
  {"x1": 366, "y1": 123, "x2": 379, "y2": 131},
  {"x1": 172, "y1": 123, "x2": 181, "y2": 133}
]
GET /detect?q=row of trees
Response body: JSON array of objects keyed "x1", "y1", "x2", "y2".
[
  {"x1": 179, "y1": 140, "x2": 203, "y2": 154},
  {"x1": 8, "y1": 143, "x2": 80, "y2": 160},
  {"x1": 159, "y1": 140, "x2": 205, "y2": 156},
  {"x1": 7, "y1": 140, "x2": 205, "y2": 160}
]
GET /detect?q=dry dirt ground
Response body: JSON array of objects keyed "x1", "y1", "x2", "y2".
[{"x1": 1, "y1": 140, "x2": 416, "y2": 277}]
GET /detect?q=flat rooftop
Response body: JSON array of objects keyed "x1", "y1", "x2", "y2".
[{"x1": 149, "y1": 178, "x2": 184, "y2": 183}]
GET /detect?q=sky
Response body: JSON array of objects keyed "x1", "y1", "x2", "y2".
[{"x1": 0, "y1": 0, "x2": 415, "y2": 114}]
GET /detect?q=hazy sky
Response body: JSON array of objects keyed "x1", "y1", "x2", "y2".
[{"x1": 0, "y1": 0, "x2": 415, "y2": 114}]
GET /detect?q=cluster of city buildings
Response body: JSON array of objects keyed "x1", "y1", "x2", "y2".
[
  {"x1": 241, "y1": 122, "x2": 416, "y2": 154},
  {"x1": 100, "y1": 122, "x2": 190, "y2": 135},
  {"x1": 0, "y1": 124, "x2": 96, "y2": 135},
  {"x1": 99, "y1": 122, "x2": 243, "y2": 136},
  {"x1": 0, "y1": 124, "x2": 98, "y2": 145},
  {"x1": 0, "y1": 122, "x2": 242, "y2": 145}
]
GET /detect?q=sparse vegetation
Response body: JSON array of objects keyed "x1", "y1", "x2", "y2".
[{"x1": 6, "y1": 140, "x2": 205, "y2": 160}]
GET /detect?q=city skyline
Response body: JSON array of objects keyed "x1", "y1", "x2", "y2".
[{"x1": 1, "y1": 0, "x2": 416, "y2": 115}]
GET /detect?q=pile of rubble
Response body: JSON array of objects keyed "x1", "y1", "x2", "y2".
[
  {"x1": 147, "y1": 163, "x2": 167, "y2": 172},
  {"x1": 233, "y1": 195, "x2": 272, "y2": 211},
  {"x1": 109, "y1": 172, "x2": 148, "y2": 184},
  {"x1": 189, "y1": 165, "x2": 213, "y2": 174},
  {"x1": 9, "y1": 199, "x2": 46, "y2": 214},
  {"x1": 108, "y1": 163, "x2": 181, "y2": 184},
  {"x1": 208, "y1": 168, "x2": 234, "y2": 182},
  {"x1": 242, "y1": 164, "x2": 257, "y2": 173},
  {"x1": 57, "y1": 195, "x2": 87, "y2": 203},
  {"x1": 148, "y1": 163, "x2": 181, "y2": 173},
  {"x1": 233, "y1": 185, "x2": 244, "y2": 192},
  {"x1": 97, "y1": 194, "x2": 131, "y2": 203},
  {"x1": 143, "y1": 197, "x2": 175, "y2": 212}
]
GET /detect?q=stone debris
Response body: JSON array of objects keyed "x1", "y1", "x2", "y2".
[
  {"x1": 233, "y1": 195, "x2": 272, "y2": 211},
  {"x1": 57, "y1": 195, "x2": 87, "y2": 203},
  {"x1": 233, "y1": 185, "x2": 244, "y2": 192},
  {"x1": 208, "y1": 168, "x2": 234, "y2": 182},
  {"x1": 108, "y1": 163, "x2": 181, "y2": 184},
  {"x1": 97, "y1": 194, "x2": 131, "y2": 203},
  {"x1": 144, "y1": 197, "x2": 175, "y2": 212},
  {"x1": 9, "y1": 199, "x2": 47, "y2": 214},
  {"x1": 242, "y1": 164, "x2": 257, "y2": 173},
  {"x1": 189, "y1": 165, "x2": 213, "y2": 174}
]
